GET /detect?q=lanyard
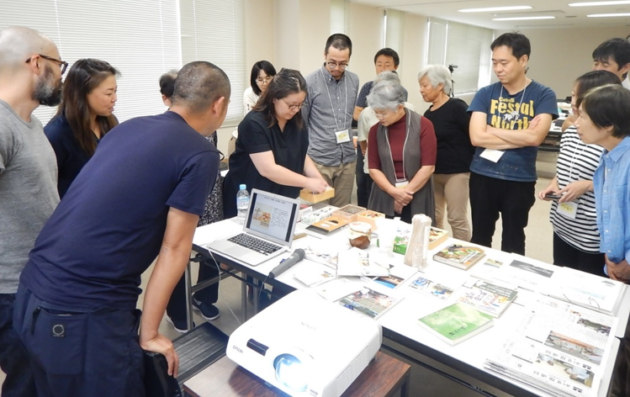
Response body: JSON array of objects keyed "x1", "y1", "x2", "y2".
[
  {"x1": 497, "y1": 83, "x2": 528, "y2": 126},
  {"x1": 567, "y1": 136, "x2": 587, "y2": 182},
  {"x1": 320, "y1": 68, "x2": 348, "y2": 131}
]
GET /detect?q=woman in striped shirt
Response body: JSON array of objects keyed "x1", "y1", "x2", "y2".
[{"x1": 538, "y1": 70, "x2": 621, "y2": 275}]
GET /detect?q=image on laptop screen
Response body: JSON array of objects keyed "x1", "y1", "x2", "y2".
[{"x1": 245, "y1": 191, "x2": 297, "y2": 243}]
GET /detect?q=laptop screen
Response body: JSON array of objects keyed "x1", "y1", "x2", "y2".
[{"x1": 245, "y1": 190, "x2": 298, "y2": 245}]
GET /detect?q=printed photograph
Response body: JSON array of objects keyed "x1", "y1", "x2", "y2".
[
  {"x1": 375, "y1": 274, "x2": 404, "y2": 289},
  {"x1": 339, "y1": 287, "x2": 394, "y2": 318},
  {"x1": 508, "y1": 259, "x2": 554, "y2": 278},
  {"x1": 544, "y1": 331, "x2": 604, "y2": 365},
  {"x1": 577, "y1": 318, "x2": 611, "y2": 336},
  {"x1": 534, "y1": 353, "x2": 594, "y2": 388}
]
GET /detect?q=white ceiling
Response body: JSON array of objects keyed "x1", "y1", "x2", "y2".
[{"x1": 351, "y1": 0, "x2": 630, "y2": 30}]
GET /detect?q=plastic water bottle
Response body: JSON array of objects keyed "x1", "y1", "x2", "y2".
[{"x1": 236, "y1": 184, "x2": 250, "y2": 224}]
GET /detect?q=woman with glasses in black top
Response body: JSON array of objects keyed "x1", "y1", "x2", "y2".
[{"x1": 224, "y1": 69, "x2": 327, "y2": 218}]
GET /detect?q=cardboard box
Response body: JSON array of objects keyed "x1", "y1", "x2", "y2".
[
  {"x1": 333, "y1": 204, "x2": 366, "y2": 223},
  {"x1": 356, "y1": 210, "x2": 386, "y2": 230},
  {"x1": 299, "y1": 186, "x2": 335, "y2": 203}
]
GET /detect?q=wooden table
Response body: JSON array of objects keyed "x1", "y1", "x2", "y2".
[{"x1": 183, "y1": 351, "x2": 410, "y2": 397}]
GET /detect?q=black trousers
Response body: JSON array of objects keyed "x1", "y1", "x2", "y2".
[
  {"x1": 552, "y1": 232, "x2": 606, "y2": 276},
  {"x1": 612, "y1": 319, "x2": 630, "y2": 397},
  {"x1": 469, "y1": 172, "x2": 535, "y2": 255},
  {"x1": 166, "y1": 259, "x2": 219, "y2": 322},
  {"x1": 356, "y1": 149, "x2": 373, "y2": 208}
]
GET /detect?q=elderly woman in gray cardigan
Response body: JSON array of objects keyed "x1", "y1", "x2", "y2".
[{"x1": 366, "y1": 79, "x2": 437, "y2": 224}]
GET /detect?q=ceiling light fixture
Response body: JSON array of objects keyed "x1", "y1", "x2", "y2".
[
  {"x1": 458, "y1": 6, "x2": 533, "y2": 13},
  {"x1": 569, "y1": 1, "x2": 630, "y2": 7},
  {"x1": 587, "y1": 12, "x2": 630, "y2": 16},
  {"x1": 492, "y1": 16, "x2": 556, "y2": 21}
]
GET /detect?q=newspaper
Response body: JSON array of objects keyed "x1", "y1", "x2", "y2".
[
  {"x1": 485, "y1": 296, "x2": 618, "y2": 397},
  {"x1": 546, "y1": 266, "x2": 627, "y2": 315}
]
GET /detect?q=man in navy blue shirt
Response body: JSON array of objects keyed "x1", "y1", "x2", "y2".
[
  {"x1": 13, "y1": 61, "x2": 230, "y2": 396},
  {"x1": 468, "y1": 33, "x2": 557, "y2": 255}
]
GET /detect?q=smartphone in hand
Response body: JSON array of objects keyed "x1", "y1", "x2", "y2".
[{"x1": 545, "y1": 193, "x2": 562, "y2": 200}]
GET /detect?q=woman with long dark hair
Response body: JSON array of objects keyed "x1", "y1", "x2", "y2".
[
  {"x1": 223, "y1": 68, "x2": 327, "y2": 218},
  {"x1": 45, "y1": 58, "x2": 119, "y2": 197}
]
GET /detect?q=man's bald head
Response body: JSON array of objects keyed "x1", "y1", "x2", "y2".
[
  {"x1": 171, "y1": 61, "x2": 231, "y2": 114},
  {"x1": 0, "y1": 26, "x2": 58, "y2": 70}
]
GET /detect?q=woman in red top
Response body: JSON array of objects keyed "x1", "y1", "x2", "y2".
[{"x1": 367, "y1": 79, "x2": 437, "y2": 224}]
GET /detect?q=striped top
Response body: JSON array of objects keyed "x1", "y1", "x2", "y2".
[{"x1": 549, "y1": 126, "x2": 604, "y2": 253}]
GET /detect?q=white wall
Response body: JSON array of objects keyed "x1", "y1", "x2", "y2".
[
  {"x1": 401, "y1": 13, "x2": 428, "y2": 114},
  {"x1": 345, "y1": 2, "x2": 385, "y2": 94},
  {"x1": 496, "y1": 27, "x2": 630, "y2": 99}
]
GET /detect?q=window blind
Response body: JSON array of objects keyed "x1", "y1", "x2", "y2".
[
  {"x1": 179, "y1": 0, "x2": 245, "y2": 125},
  {"x1": 384, "y1": 9, "x2": 404, "y2": 54},
  {"x1": 445, "y1": 21, "x2": 493, "y2": 94},
  {"x1": 426, "y1": 17, "x2": 493, "y2": 95},
  {"x1": 0, "y1": 0, "x2": 181, "y2": 125},
  {"x1": 427, "y1": 17, "x2": 448, "y2": 66},
  {"x1": 330, "y1": 0, "x2": 346, "y2": 34}
]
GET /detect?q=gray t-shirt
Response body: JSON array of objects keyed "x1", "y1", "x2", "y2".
[{"x1": 0, "y1": 100, "x2": 59, "y2": 293}]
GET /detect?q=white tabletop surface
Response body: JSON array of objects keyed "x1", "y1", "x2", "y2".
[{"x1": 192, "y1": 218, "x2": 628, "y2": 397}]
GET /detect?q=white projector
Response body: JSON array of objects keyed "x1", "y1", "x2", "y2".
[{"x1": 226, "y1": 289, "x2": 382, "y2": 397}]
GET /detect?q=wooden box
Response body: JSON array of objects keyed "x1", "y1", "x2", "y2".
[{"x1": 299, "y1": 186, "x2": 335, "y2": 203}]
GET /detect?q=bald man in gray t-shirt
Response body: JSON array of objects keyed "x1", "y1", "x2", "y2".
[
  {"x1": 0, "y1": 101, "x2": 59, "y2": 293},
  {"x1": 0, "y1": 25, "x2": 62, "y2": 395}
]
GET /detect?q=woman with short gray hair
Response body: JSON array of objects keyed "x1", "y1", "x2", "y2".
[
  {"x1": 419, "y1": 65, "x2": 474, "y2": 240},
  {"x1": 366, "y1": 79, "x2": 437, "y2": 224}
]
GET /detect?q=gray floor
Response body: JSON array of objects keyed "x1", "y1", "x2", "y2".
[{"x1": 1, "y1": 157, "x2": 560, "y2": 395}]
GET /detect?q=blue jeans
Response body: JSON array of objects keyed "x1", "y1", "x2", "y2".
[
  {"x1": 13, "y1": 284, "x2": 144, "y2": 397},
  {"x1": 0, "y1": 293, "x2": 36, "y2": 396}
]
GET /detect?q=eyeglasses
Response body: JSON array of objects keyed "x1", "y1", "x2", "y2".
[
  {"x1": 326, "y1": 61, "x2": 349, "y2": 70},
  {"x1": 281, "y1": 98, "x2": 305, "y2": 111},
  {"x1": 256, "y1": 76, "x2": 273, "y2": 84},
  {"x1": 26, "y1": 54, "x2": 69, "y2": 75},
  {"x1": 374, "y1": 110, "x2": 392, "y2": 119}
]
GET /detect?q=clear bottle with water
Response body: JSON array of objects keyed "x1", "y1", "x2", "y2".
[{"x1": 236, "y1": 184, "x2": 249, "y2": 224}]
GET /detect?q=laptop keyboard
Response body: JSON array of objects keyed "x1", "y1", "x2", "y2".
[{"x1": 228, "y1": 233, "x2": 282, "y2": 255}]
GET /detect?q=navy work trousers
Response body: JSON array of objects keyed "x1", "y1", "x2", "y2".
[{"x1": 13, "y1": 284, "x2": 144, "y2": 397}]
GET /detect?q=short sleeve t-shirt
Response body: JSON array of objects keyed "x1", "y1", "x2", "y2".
[
  {"x1": 0, "y1": 100, "x2": 59, "y2": 294},
  {"x1": 224, "y1": 110, "x2": 309, "y2": 218},
  {"x1": 21, "y1": 111, "x2": 219, "y2": 309},
  {"x1": 468, "y1": 80, "x2": 557, "y2": 182}
]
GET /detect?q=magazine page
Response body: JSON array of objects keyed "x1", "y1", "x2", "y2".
[
  {"x1": 407, "y1": 273, "x2": 463, "y2": 300},
  {"x1": 456, "y1": 279, "x2": 518, "y2": 318},
  {"x1": 490, "y1": 256, "x2": 556, "y2": 292},
  {"x1": 294, "y1": 266, "x2": 336, "y2": 288},
  {"x1": 313, "y1": 278, "x2": 361, "y2": 302},
  {"x1": 337, "y1": 247, "x2": 389, "y2": 277},
  {"x1": 337, "y1": 283, "x2": 404, "y2": 319},
  {"x1": 369, "y1": 263, "x2": 418, "y2": 289},
  {"x1": 485, "y1": 297, "x2": 618, "y2": 397}
]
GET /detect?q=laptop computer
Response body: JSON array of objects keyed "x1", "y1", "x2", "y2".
[{"x1": 206, "y1": 189, "x2": 300, "y2": 266}]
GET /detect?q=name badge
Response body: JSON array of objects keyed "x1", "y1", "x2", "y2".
[
  {"x1": 557, "y1": 201, "x2": 578, "y2": 219},
  {"x1": 480, "y1": 149, "x2": 505, "y2": 163},
  {"x1": 395, "y1": 180, "x2": 408, "y2": 189},
  {"x1": 335, "y1": 129, "x2": 350, "y2": 144}
]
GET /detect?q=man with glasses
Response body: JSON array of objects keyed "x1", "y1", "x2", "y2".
[
  {"x1": 0, "y1": 26, "x2": 64, "y2": 396},
  {"x1": 303, "y1": 33, "x2": 359, "y2": 207}
]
